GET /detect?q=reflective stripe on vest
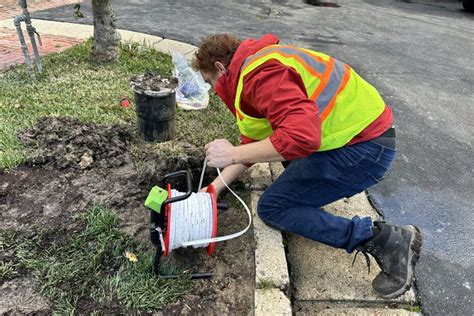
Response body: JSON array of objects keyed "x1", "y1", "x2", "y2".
[{"x1": 234, "y1": 45, "x2": 385, "y2": 151}]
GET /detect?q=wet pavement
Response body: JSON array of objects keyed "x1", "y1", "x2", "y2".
[{"x1": 27, "y1": 0, "x2": 474, "y2": 314}]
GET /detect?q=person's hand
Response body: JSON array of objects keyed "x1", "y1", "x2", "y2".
[
  {"x1": 205, "y1": 139, "x2": 235, "y2": 168},
  {"x1": 199, "y1": 185, "x2": 221, "y2": 197}
]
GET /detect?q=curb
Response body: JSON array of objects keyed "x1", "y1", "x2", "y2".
[
  {"x1": 249, "y1": 163, "x2": 293, "y2": 315},
  {"x1": 0, "y1": 19, "x2": 198, "y2": 59}
]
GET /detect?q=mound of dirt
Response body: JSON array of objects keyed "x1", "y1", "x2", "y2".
[
  {"x1": 11, "y1": 116, "x2": 211, "y2": 230},
  {"x1": 20, "y1": 117, "x2": 133, "y2": 170}
]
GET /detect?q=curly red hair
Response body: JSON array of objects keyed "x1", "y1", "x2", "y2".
[{"x1": 192, "y1": 34, "x2": 241, "y2": 74}]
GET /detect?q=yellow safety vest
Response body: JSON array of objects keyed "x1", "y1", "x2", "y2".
[{"x1": 234, "y1": 45, "x2": 385, "y2": 151}]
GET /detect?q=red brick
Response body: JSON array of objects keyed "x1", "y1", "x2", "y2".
[{"x1": 0, "y1": 27, "x2": 84, "y2": 71}]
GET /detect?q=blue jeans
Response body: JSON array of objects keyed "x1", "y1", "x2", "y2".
[{"x1": 257, "y1": 140, "x2": 396, "y2": 253}]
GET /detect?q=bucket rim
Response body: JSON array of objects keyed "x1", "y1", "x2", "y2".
[{"x1": 132, "y1": 87, "x2": 176, "y2": 97}]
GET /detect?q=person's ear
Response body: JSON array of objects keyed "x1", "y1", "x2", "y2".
[{"x1": 214, "y1": 61, "x2": 226, "y2": 75}]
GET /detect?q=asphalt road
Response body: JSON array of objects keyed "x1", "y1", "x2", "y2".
[{"x1": 32, "y1": 0, "x2": 474, "y2": 314}]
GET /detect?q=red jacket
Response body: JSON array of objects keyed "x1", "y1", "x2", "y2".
[{"x1": 214, "y1": 34, "x2": 393, "y2": 161}]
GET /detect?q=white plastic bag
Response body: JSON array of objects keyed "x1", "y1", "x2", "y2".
[{"x1": 172, "y1": 52, "x2": 211, "y2": 110}]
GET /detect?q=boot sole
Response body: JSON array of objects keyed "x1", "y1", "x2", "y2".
[{"x1": 379, "y1": 225, "x2": 423, "y2": 299}]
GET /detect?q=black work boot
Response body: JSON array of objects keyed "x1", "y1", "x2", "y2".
[{"x1": 355, "y1": 221, "x2": 422, "y2": 299}]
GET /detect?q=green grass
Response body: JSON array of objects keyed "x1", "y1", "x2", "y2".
[
  {"x1": 406, "y1": 303, "x2": 422, "y2": 313},
  {"x1": 0, "y1": 39, "x2": 238, "y2": 170},
  {"x1": 0, "y1": 230, "x2": 19, "y2": 280},
  {"x1": 6, "y1": 206, "x2": 191, "y2": 314},
  {"x1": 0, "y1": 261, "x2": 18, "y2": 279},
  {"x1": 256, "y1": 278, "x2": 275, "y2": 289}
]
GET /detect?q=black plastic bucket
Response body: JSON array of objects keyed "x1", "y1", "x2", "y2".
[{"x1": 134, "y1": 90, "x2": 176, "y2": 142}]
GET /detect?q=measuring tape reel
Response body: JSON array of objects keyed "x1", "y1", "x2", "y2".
[{"x1": 145, "y1": 168, "x2": 251, "y2": 276}]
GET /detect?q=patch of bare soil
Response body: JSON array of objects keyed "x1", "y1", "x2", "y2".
[
  {"x1": 0, "y1": 278, "x2": 50, "y2": 315},
  {"x1": 0, "y1": 117, "x2": 254, "y2": 315}
]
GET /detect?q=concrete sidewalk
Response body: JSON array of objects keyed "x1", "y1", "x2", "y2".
[
  {"x1": 0, "y1": 18, "x2": 420, "y2": 315},
  {"x1": 251, "y1": 163, "x2": 417, "y2": 315}
]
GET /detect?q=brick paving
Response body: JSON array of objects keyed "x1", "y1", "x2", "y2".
[
  {"x1": 0, "y1": 0, "x2": 85, "y2": 71},
  {"x1": 0, "y1": 27, "x2": 83, "y2": 71}
]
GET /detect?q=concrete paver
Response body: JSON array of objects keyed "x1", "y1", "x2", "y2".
[
  {"x1": 269, "y1": 163, "x2": 415, "y2": 312},
  {"x1": 249, "y1": 163, "x2": 292, "y2": 313},
  {"x1": 288, "y1": 193, "x2": 415, "y2": 304},
  {"x1": 183, "y1": 47, "x2": 198, "y2": 61},
  {"x1": 251, "y1": 191, "x2": 290, "y2": 291},
  {"x1": 153, "y1": 39, "x2": 196, "y2": 57},
  {"x1": 118, "y1": 29, "x2": 163, "y2": 47},
  {"x1": 288, "y1": 193, "x2": 414, "y2": 304},
  {"x1": 255, "y1": 288, "x2": 292, "y2": 316},
  {"x1": 248, "y1": 163, "x2": 272, "y2": 191},
  {"x1": 299, "y1": 306, "x2": 419, "y2": 316}
]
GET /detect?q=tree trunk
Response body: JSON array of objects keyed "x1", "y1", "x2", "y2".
[{"x1": 91, "y1": 0, "x2": 121, "y2": 63}]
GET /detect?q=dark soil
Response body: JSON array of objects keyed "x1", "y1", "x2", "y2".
[
  {"x1": 0, "y1": 117, "x2": 254, "y2": 315},
  {"x1": 19, "y1": 116, "x2": 132, "y2": 170},
  {"x1": 130, "y1": 72, "x2": 178, "y2": 96}
]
